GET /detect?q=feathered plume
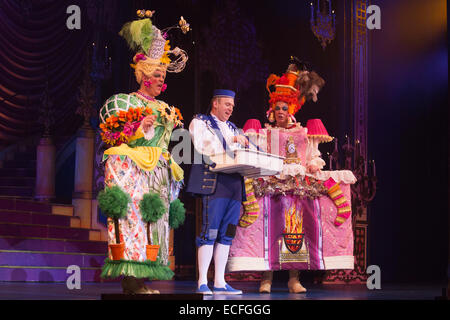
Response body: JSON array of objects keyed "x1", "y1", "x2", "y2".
[{"x1": 119, "y1": 18, "x2": 154, "y2": 54}]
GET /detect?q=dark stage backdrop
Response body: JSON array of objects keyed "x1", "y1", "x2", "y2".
[
  {"x1": 0, "y1": 0, "x2": 447, "y2": 284},
  {"x1": 368, "y1": 0, "x2": 448, "y2": 283}
]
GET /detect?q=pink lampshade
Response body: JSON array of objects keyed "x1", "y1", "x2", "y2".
[
  {"x1": 306, "y1": 119, "x2": 333, "y2": 143},
  {"x1": 243, "y1": 119, "x2": 262, "y2": 133}
]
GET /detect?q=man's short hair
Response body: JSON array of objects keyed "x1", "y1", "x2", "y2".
[{"x1": 208, "y1": 96, "x2": 221, "y2": 113}]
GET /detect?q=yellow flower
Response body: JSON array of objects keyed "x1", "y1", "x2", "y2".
[
  {"x1": 160, "y1": 40, "x2": 172, "y2": 64},
  {"x1": 164, "y1": 40, "x2": 171, "y2": 52},
  {"x1": 157, "y1": 104, "x2": 168, "y2": 119},
  {"x1": 161, "y1": 53, "x2": 171, "y2": 64}
]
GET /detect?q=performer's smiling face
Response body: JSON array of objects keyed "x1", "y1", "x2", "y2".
[
  {"x1": 142, "y1": 69, "x2": 166, "y2": 97},
  {"x1": 212, "y1": 97, "x2": 235, "y2": 122},
  {"x1": 274, "y1": 101, "x2": 290, "y2": 128}
]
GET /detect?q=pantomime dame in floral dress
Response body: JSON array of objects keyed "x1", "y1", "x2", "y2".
[{"x1": 97, "y1": 11, "x2": 190, "y2": 294}]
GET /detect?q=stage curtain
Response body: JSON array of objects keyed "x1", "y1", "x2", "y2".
[{"x1": 0, "y1": 0, "x2": 92, "y2": 148}]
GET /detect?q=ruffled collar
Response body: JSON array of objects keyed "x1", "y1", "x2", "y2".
[{"x1": 264, "y1": 122, "x2": 305, "y2": 133}]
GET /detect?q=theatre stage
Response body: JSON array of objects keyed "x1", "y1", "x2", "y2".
[{"x1": 0, "y1": 281, "x2": 445, "y2": 300}]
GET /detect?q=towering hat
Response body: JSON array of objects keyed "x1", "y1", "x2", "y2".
[
  {"x1": 265, "y1": 56, "x2": 325, "y2": 122},
  {"x1": 119, "y1": 10, "x2": 190, "y2": 75}
]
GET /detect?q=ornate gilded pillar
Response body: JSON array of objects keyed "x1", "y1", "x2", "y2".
[
  {"x1": 322, "y1": 0, "x2": 372, "y2": 284},
  {"x1": 72, "y1": 56, "x2": 96, "y2": 229},
  {"x1": 353, "y1": 0, "x2": 369, "y2": 160},
  {"x1": 350, "y1": 0, "x2": 370, "y2": 283},
  {"x1": 35, "y1": 78, "x2": 55, "y2": 202},
  {"x1": 72, "y1": 125, "x2": 95, "y2": 229},
  {"x1": 35, "y1": 136, "x2": 56, "y2": 201}
]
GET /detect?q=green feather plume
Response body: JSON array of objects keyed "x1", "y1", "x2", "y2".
[{"x1": 119, "y1": 18, "x2": 154, "y2": 54}]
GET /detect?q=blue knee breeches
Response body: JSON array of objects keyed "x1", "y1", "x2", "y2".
[{"x1": 196, "y1": 173, "x2": 243, "y2": 247}]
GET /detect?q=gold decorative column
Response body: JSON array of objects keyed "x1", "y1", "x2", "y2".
[
  {"x1": 322, "y1": 0, "x2": 373, "y2": 284},
  {"x1": 72, "y1": 125, "x2": 95, "y2": 229},
  {"x1": 35, "y1": 76, "x2": 56, "y2": 202},
  {"x1": 72, "y1": 56, "x2": 96, "y2": 230},
  {"x1": 35, "y1": 136, "x2": 55, "y2": 201}
]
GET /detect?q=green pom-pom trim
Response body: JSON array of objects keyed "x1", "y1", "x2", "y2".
[
  {"x1": 169, "y1": 199, "x2": 186, "y2": 229},
  {"x1": 140, "y1": 192, "x2": 166, "y2": 223},
  {"x1": 97, "y1": 186, "x2": 130, "y2": 219},
  {"x1": 101, "y1": 258, "x2": 174, "y2": 280}
]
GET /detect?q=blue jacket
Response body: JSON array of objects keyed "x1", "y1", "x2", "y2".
[{"x1": 185, "y1": 114, "x2": 246, "y2": 200}]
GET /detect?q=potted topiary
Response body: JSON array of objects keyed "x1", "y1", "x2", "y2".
[
  {"x1": 97, "y1": 185, "x2": 130, "y2": 260},
  {"x1": 140, "y1": 192, "x2": 166, "y2": 261}
]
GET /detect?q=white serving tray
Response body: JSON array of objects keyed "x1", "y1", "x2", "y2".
[{"x1": 209, "y1": 149, "x2": 285, "y2": 178}]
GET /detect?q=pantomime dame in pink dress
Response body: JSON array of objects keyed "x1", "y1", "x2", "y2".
[{"x1": 228, "y1": 58, "x2": 357, "y2": 293}]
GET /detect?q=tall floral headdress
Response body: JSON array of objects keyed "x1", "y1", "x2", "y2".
[{"x1": 119, "y1": 10, "x2": 190, "y2": 74}]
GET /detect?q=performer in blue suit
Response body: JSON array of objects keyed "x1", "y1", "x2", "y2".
[{"x1": 186, "y1": 89, "x2": 248, "y2": 295}]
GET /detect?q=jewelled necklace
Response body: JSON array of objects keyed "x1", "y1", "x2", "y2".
[{"x1": 136, "y1": 91, "x2": 156, "y2": 102}]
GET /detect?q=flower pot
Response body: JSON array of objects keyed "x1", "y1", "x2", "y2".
[
  {"x1": 146, "y1": 244, "x2": 160, "y2": 261},
  {"x1": 169, "y1": 255, "x2": 175, "y2": 271},
  {"x1": 109, "y1": 243, "x2": 125, "y2": 260}
]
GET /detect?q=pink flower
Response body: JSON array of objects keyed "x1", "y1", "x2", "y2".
[
  {"x1": 135, "y1": 53, "x2": 147, "y2": 62},
  {"x1": 103, "y1": 131, "x2": 111, "y2": 139},
  {"x1": 161, "y1": 83, "x2": 167, "y2": 92},
  {"x1": 133, "y1": 121, "x2": 141, "y2": 130},
  {"x1": 112, "y1": 132, "x2": 121, "y2": 140},
  {"x1": 144, "y1": 80, "x2": 152, "y2": 88},
  {"x1": 123, "y1": 122, "x2": 135, "y2": 137}
]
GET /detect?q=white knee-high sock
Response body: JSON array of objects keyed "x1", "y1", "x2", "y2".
[
  {"x1": 197, "y1": 245, "x2": 214, "y2": 287},
  {"x1": 213, "y1": 243, "x2": 230, "y2": 288}
]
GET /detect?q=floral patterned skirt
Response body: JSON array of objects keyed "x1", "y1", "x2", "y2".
[{"x1": 101, "y1": 154, "x2": 173, "y2": 279}]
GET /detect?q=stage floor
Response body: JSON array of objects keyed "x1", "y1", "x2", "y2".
[{"x1": 0, "y1": 281, "x2": 445, "y2": 300}]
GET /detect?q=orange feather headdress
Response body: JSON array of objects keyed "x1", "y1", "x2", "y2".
[{"x1": 266, "y1": 59, "x2": 307, "y2": 121}]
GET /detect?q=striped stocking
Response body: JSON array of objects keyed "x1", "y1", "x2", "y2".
[
  {"x1": 323, "y1": 177, "x2": 352, "y2": 226},
  {"x1": 238, "y1": 179, "x2": 260, "y2": 228}
]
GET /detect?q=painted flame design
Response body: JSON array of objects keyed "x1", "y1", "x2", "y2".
[{"x1": 284, "y1": 204, "x2": 303, "y2": 235}]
